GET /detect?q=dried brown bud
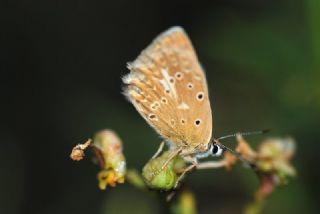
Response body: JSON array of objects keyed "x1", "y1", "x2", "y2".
[
  {"x1": 236, "y1": 134, "x2": 257, "y2": 161},
  {"x1": 70, "y1": 139, "x2": 92, "y2": 161},
  {"x1": 224, "y1": 151, "x2": 237, "y2": 170}
]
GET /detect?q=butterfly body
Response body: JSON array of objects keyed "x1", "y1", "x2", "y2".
[{"x1": 123, "y1": 26, "x2": 213, "y2": 161}]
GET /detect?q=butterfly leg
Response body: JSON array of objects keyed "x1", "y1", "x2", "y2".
[
  {"x1": 174, "y1": 162, "x2": 197, "y2": 189},
  {"x1": 161, "y1": 148, "x2": 182, "y2": 170},
  {"x1": 195, "y1": 160, "x2": 227, "y2": 170},
  {"x1": 174, "y1": 159, "x2": 227, "y2": 189},
  {"x1": 151, "y1": 141, "x2": 165, "y2": 159}
]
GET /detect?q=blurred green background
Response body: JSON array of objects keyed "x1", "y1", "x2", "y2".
[{"x1": 1, "y1": 0, "x2": 319, "y2": 213}]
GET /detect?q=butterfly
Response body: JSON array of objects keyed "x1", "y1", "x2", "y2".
[{"x1": 123, "y1": 26, "x2": 227, "y2": 187}]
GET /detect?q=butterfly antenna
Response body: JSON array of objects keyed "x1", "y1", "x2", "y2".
[
  {"x1": 213, "y1": 139, "x2": 256, "y2": 169},
  {"x1": 216, "y1": 129, "x2": 270, "y2": 141},
  {"x1": 213, "y1": 129, "x2": 270, "y2": 169},
  {"x1": 212, "y1": 129, "x2": 269, "y2": 170}
]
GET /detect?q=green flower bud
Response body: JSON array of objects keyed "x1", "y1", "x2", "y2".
[{"x1": 142, "y1": 151, "x2": 184, "y2": 190}]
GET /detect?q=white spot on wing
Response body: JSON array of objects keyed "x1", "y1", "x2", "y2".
[
  {"x1": 161, "y1": 68, "x2": 177, "y2": 99},
  {"x1": 159, "y1": 79, "x2": 170, "y2": 92},
  {"x1": 178, "y1": 102, "x2": 189, "y2": 110},
  {"x1": 194, "y1": 75, "x2": 202, "y2": 81}
]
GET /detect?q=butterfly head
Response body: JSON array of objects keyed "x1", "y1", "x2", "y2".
[
  {"x1": 209, "y1": 143, "x2": 224, "y2": 157},
  {"x1": 195, "y1": 141, "x2": 224, "y2": 159}
]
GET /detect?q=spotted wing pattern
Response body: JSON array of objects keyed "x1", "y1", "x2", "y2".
[{"x1": 123, "y1": 26, "x2": 212, "y2": 152}]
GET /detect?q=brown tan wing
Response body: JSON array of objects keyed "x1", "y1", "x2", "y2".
[{"x1": 123, "y1": 26, "x2": 212, "y2": 151}]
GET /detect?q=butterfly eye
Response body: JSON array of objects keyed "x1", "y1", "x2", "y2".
[{"x1": 211, "y1": 144, "x2": 223, "y2": 157}]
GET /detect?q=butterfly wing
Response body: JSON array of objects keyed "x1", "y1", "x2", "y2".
[{"x1": 123, "y1": 26, "x2": 212, "y2": 152}]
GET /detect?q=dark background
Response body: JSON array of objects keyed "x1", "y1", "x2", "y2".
[{"x1": 1, "y1": 0, "x2": 319, "y2": 213}]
